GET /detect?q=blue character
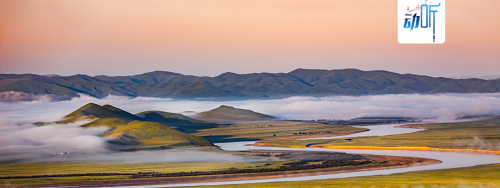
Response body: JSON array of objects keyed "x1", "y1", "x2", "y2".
[{"x1": 403, "y1": 13, "x2": 420, "y2": 31}]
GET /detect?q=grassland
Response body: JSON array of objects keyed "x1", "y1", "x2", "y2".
[
  {"x1": 180, "y1": 163, "x2": 500, "y2": 188},
  {"x1": 101, "y1": 121, "x2": 213, "y2": 146},
  {"x1": 0, "y1": 152, "x2": 424, "y2": 187},
  {"x1": 135, "y1": 110, "x2": 218, "y2": 134},
  {"x1": 0, "y1": 160, "x2": 279, "y2": 187},
  {"x1": 80, "y1": 117, "x2": 129, "y2": 128},
  {"x1": 193, "y1": 121, "x2": 367, "y2": 143},
  {"x1": 197, "y1": 105, "x2": 277, "y2": 122},
  {"x1": 255, "y1": 118, "x2": 500, "y2": 152}
]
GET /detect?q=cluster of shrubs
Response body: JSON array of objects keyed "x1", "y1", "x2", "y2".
[
  {"x1": 130, "y1": 159, "x2": 372, "y2": 179},
  {"x1": 251, "y1": 124, "x2": 273, "y2": 128},
  {"x1": 1, "y1": 157, "x2": 372, "y2": 180},
  {"x1": 293, "y1": 131, "x2": 331, "y2": 135}
]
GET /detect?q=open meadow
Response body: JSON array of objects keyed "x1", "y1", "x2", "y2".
[
  {"x1": 0, "y1": 151, "x2": 424, "y2": 187},
  {"x1": 255, "y1": 118, "x2": 500, "y2": 153},
  {"x1": 194, "y1": 121, "x2": 367, "y2": 143}
]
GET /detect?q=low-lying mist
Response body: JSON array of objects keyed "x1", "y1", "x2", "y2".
[
  {"x1": 0, "y1": 121, "x2": 110, "y2": 155},
  {"x1": 1, "y1": 93, "x2": 499, "y2": 159}
]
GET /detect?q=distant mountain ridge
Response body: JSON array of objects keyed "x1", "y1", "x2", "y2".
[{"x1": 2, "y1": 69, "x2": 500, "y2": 100}]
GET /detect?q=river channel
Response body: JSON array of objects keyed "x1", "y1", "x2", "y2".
[{"x1": 101, "y1": 122, "x2": 500, "y2": 188}]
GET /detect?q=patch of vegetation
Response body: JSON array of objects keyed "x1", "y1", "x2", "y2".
[
  {"x1": 80, "y1": 118, "x2": 130, "y2": 128},
  {"x1": 34, "y1": 103, "x2": 140, "y2": 125},
  {"x1": 183, "y1": 163, "x2": 500, "y2": 188},
  {"x1": 256, "y1": 118, "x2": 500, "y2": 151},
  {"x1": 0, "y1": 151, "x2": 401, "y2": 187},
  {"x1": 194, "y1": 121, "x2": 367, "y2": 143},
  {"x1": 0, "y1": 160, "x2": 280, "y2": 187},
  {"x1": 64, "y1": 103, "x2": 140, "y2": 121},
  {"x1": 135, "y1": 111, "x2": 218, "y2": 133},
  {"x1": 101, "y1": 121, "x2": 213, "y2": 146},
  {"x1": 197, "y1": 105, "x2": 277, "y2": 122},
  {"x1": 129, "y1": 159, "x2": 372, "y2": 179}
]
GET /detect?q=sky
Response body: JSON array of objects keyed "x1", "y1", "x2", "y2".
[{"x1": 0, "y1": 0, "x2": 499, "y2": 78}]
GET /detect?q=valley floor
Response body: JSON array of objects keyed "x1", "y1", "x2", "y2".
[{"x1": 0, "y1": 154, "x2": 435, "y2": 187}]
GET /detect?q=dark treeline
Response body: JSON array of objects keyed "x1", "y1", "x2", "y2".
[
  {"x1": 130, "y1": 159, "x2": 372, "y2": 179},
  {"x1": 293, "y1": 131, "x2": 331, "y2": 136},
  {"x1": 0, "y1": 172, "x2": 135, "y2": 180},
  {"x1": 289, "y1": 117, "x2": 422, "y2": 125}
]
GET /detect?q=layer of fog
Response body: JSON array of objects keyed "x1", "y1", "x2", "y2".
[
  {"x1": 0, "y1": 91, "x2": 71, "y2": 102},
  {"x1": 2, "y1": 93, "x2": 500, "y2": 123},
  {"x1": 1, "y1": 93, "x2": 499, "y2": 160},
  {"x1": 457, "y1": 136, "x2": 500, "y2": 151},
  {"x1": 0, "y1": 121, "x2": 110, "y2": 155}
]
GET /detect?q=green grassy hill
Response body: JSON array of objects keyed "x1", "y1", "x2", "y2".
[
  {"x1": 101, "y1": 121, "x2": 213, "y2": 146},
  {"x1": 197, "y1": 105, "x2": 277, "y2": 122},
  {"x1": 135, "y1": 111, "x2": 218, "y2": 133},
  {"x1": 64, "y1": 103, "x2": 140, "y2": 121},
  {"x1": 80, "y1": 118, "x2": 130, "y2": 128},
  {"x1": 34, "y1": 103, "x2": 141, "y2": 125}
]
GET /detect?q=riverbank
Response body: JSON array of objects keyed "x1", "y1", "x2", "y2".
[
  {"x1": 19, "y1": 154, "x2": 438, "y2": 188},
  {"x1": 251, "y1": 143, "x2": 500, "y2": 155},
  {"x1": 254, "y1": 118, "x2": 500, "y2": 155},
  {"x1": 179, "y1": 163, "x2": 500, "y2": 188}
]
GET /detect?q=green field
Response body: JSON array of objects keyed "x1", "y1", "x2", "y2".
[
  {"x1": 181, "y1": 163, "x2": 500, "y2": 188},
  {"x1": 80, "y1": 117, "x2": 130, "y2": 128},
  {"x1": 0, "y1": 151, "x2": 403, "y2": 187},
  {"x1": 255, "y1": 118, "x2": 500, "y2": 151},
  {"x1": 0, "y1": 160, "x2": 280, "y2": 187},
  {"x1": 102, "y1": 121, "x2": 213, "y2": 146},
  {"x1": 193, "y1": 121, "x2": 367, "y2": 143}
]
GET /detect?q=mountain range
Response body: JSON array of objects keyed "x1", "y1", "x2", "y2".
[{"x1": 2, "y1": 69, "x2": 500, "y2": 100}]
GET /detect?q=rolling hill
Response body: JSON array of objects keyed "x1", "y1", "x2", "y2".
[
  {"x1": 195, "y1": 105, "x2": 277, "y2": 123},
  {"x1": 35, "y1": 103, "x2": 219, "y2": 134},
  {"x1": 80, "y1": 118, "x2": 130, "y2": 128},
  {"x1": 56, "y1": 103, "x2": 141, "y2": 124},
  {"x1": 2, "y1": 69, "x2": 500, "y2": 101},
  {"x1": 33, "y1": 103, "x2": 215, "y2": 147},
  {"x1": 135, "y1": 111, "x2": 218, "y2": 133},
  {"x1": 34, "y1": 103, "x2": 141, "y2": 125},
  {"x1": 101, "y1": 121, "x2": 213, "y2": 146}
]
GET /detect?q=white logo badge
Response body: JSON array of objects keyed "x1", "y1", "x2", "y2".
[{"x1": 398, "y1": 0, "x2": 445, "y2": 44}]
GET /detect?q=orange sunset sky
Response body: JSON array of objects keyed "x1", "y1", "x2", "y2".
[{"x1": 0, "y1": 0, "x2": 499, "y2": 77}]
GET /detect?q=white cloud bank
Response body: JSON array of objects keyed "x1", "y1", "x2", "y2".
[{"x1": 1, "y1": 93, "x2": 499, "y2": 157}]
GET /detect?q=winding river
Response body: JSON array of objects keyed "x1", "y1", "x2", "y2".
[{"x1": 100, "y1": 122, "x2": 500, "y2": 188}]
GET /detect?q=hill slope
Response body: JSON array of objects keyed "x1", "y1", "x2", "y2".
[
  {"x1": 3, "y1": 69, "x2": 500, "y2": 101},
  {"x1": 101, "y1": 121, "x2": 213, "y2": 146},
  {"x1": 63, "y1": 103, "x2": 140, "y2": 123},
  {"x1": 34, "y1": 103, "x2": 141, "y2": 125},
  {"x1": 135, "y1": 111, "x2": 218, "y2": 133},
  {"x1": 80, "y1": 118, "x2": 130, "y2": 128},
  {"x1": 196, "y1": 105, "x2": 277, "y2": 123}
]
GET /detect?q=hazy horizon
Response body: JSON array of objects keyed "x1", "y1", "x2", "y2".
[
  {"x1": 2, "y1": 68, "x2": 500, "y2": 81},
  {"x1": 1, "y1": 0, "x2": 499, "y2": 78}
]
